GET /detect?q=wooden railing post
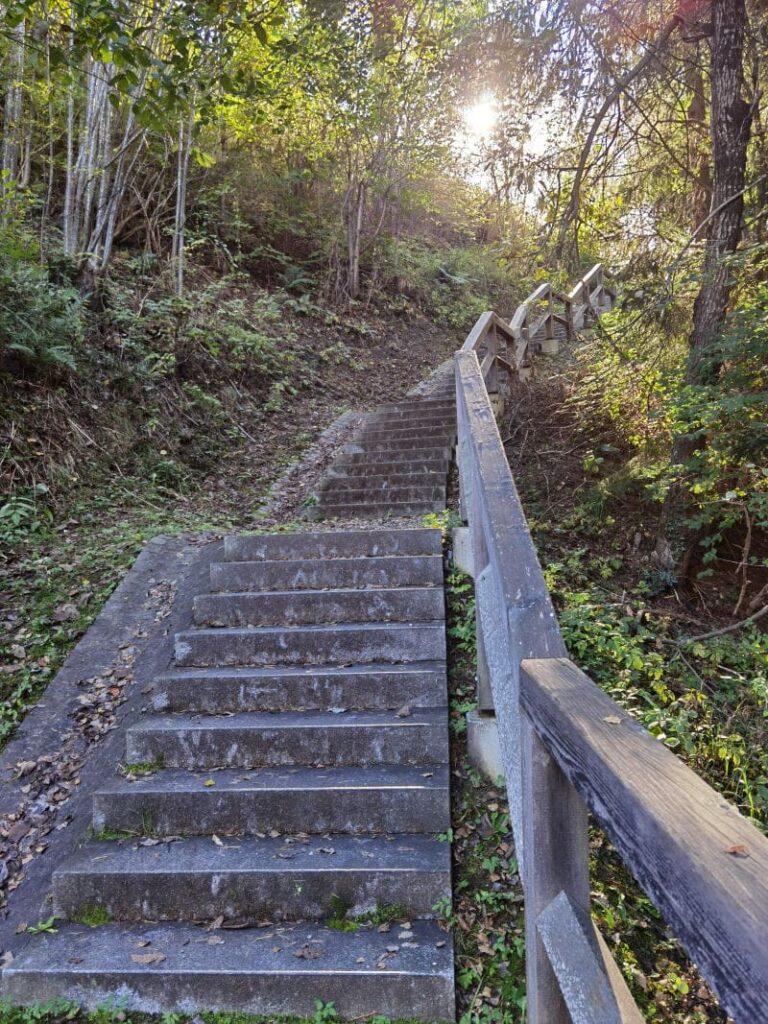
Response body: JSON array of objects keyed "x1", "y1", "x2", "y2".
[
  {"x1": 456, "y1": 382, "x2": 471, "y2": 525},
  {"x1": 519, "y1": 320, "x2": 532, "y2": 381},
  {"x1": 564, "y1": 296, "x2": 574, "y2": 340},
  {"x1": 487, "y1": 325, "x2": 499, "y2": 394},
  {"x1": 541, "y1": 286, "x2": 559, "y2": 355},
  {"x1": 521, "y1": 709, "x2": 592, "y2": 1023}
]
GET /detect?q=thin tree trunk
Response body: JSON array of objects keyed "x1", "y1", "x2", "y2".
[
  {"x1": 172, "y1": 103, "x2": 195, "y2": 297},
  {"x1": 657, "y1": 0, "x2": 752, "y2": 573},
  {"x1": 62, "y1": 7, "x2": 77, "y2": 255},
  {"x1": 346, "y1": 179, "x2": 365, "y2": 299},
  {"x1": 40, "y1": 6, "x2": 55, "y2": 256},
  {"x1": 687, "y1": 62, "x2": 712, "y2": 234},
  {"x1": 1, "y1": 19, "x2": 26, "y2": 221}
]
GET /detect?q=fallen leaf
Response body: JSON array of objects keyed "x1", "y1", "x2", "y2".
[
  {"x1": 212, "y1": 834, "x2": 224, "y2": 846},
  {"x1": 396, "y1": 705, "x2": 412, "y2": 718},
  {"x1": 602, "y1": 715, "x2": 622, "y2": 725},
  {"x1": 131, "y1": 952, "x2": 166, "y2": 965},
  {"x1": 293, "y1": 944, "x2": 324, "y2": 960},
  {"x1": 203, "y1": 779, "x2": 216, "y2": 788},
  {"x1": 725, "y1": 844, "x2": 749, "y2": 858}
]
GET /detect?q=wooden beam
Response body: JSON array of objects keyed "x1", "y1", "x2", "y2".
[
  {"x1": 537, "y1": 891, "x2": 644, "y2": 1024},
  {"x1": 521, "y1": 657, "x2": 768, "y2": 1023},
  {"x1": 522, "y1": 716, "x2": 590, "y2": 1022},
  {"x1": 454, "y1": 351, "x2": 566, "y2": 846}
]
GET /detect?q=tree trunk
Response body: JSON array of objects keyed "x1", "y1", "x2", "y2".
[
  {"x1": 172, "y1": 104, "x2": 195, "y2": 297},
  {"x1": 683, "y1": 0, "x2": 750, "y2": 389},
  {"x1": 686, "y1": 63, "x2": 712, "y2": 234},
  {"x1": 1, "y1": 19, "x2": 26, "y2": 221},
  {"x1": 657, "y1": 0, "x2": 752, "y2": 573},
  {"x1": 346, "y1": 179, "x2": 365, "y2": 300}
]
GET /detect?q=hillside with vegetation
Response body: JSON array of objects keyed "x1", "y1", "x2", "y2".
[{"x1": 0, "y1": 1, "x2": 767, "y2": 1022}]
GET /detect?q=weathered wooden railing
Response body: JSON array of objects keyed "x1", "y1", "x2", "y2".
[
  {"x1": 566, "y1": 262, "x2": 615, "y2": 331},
  {"x1": 509, "y1": 281, "x2": 573, "y2": 353},
  {"x1": 454, "y1": 282, "x2": 768, "y2": 1023},
  {"x1": 468, "y1": 264, "x2": 614, "y2": 386}
]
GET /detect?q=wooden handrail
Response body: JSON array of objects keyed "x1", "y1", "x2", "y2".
[
  {"x1": 521, "y1": 658, "x2": 768, "y2": 1022},
  {"x1": 454, "y1": 264, "x2": 768, "y2": 1022},
  {"x1": 462, "y1": 265, "x2": 613, "y2": 391}
]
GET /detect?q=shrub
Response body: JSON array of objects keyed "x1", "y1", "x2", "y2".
[{"x1": 0, "y1": 253, "x2": 84, "y2": 373}]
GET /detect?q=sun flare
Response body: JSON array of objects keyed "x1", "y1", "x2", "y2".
[{"x1": 463, "y1": 95, "x2": 498, "y2": 140}]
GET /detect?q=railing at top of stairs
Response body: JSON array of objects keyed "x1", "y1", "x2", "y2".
[{"x1": 454, "y1": 263, "x2": 768, "y2": 1024}]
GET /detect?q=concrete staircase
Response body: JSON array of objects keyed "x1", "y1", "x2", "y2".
[
  {"x1": 4, "y1": 527, "x2": 454, "y2": 1021},
  {"x1": 315, "y1": 382, "x2": 456, "y2": 518}
]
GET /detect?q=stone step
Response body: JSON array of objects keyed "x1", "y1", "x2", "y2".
[
  {"x1": 379, "y1": 399, "x2": 455, "y2": 413},
  {"x1": 356, "y1": 427, "x2": 456, "y2": 444},
  {"x1": 319, "y1": 482, "x2": 445, "y2": 501},
  {"x1": 367, "y1": 406, "x2": 455, "y2": 420},
  {"x1": 126, "y1": 710, "x2": 448, "y2": 770},
  {"x1": 223, "y1": 528, "x2": 442, "y2": 563},
  {"x1": 174, "y1": 622, "x2": 446, "y2": 668},
  {"x1": 367, "y1": 413, "x2": 456, "y2": 429},
  {"x1": 315, "y1": 500, "x2": 445, "y2": 518},
  {"x1": 342, "y1": 437, "x2": 453, "y2": 454},
  {"x1": 153, "y1": 662, "x2": 447, "y2": 713},
  {"x1": 53, "y1": 834, "x2": 450, "y2": 923},
  {"x1": 328, "y1": 459, "x2": 449, "y2": 477},
  {"x1": 192, "y1": 587, "x2": 444, "y2": 628},
  {"x1": 3, "y1": 921, "x2": 455, "y2": 1021},
  {"x1": 336, "y1": 447, "x2": 451, "y2": 466},
  {"x1": 211, "y1": 555, "x2": 443, "y2": 593},
  {"x1": 92, "y1": 766, "x2": 451, "y2": 836},
  {"x1": 319, "y1": 473, "x2": 446, "y2": 494}
]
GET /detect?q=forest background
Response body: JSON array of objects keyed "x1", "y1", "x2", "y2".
[{"x1": 0, "y1": 1, "x2": 766, "y2": 1021}]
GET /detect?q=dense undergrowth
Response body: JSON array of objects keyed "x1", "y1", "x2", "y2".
[{"x1": 500, "y1": 344, "x2": 766, "y2": 1022}]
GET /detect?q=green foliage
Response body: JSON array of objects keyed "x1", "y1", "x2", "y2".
[
  {"x1": 445, "y1": 569, "x2": 477, "y2": 661},
  {"x1": 70, "y1": 904, "x2": 112, "y2": 927},
  {"x1": 105, "y1": 274, "x2": 290, "y2": 381},
  {"x1": 0, "y1": 998, "x2": 81, "y2": 1023},
  {"x1": 542, "y1": 527, "x2": 768, "y2": 828},
  {"x1": 354, "y1": 903, "x2": 409, "y2": 926},
  {"x1": 26, "y1": 916, "x2": 57, "y2": 935},
  {"x1": 312, "y1": 1003, "x2": 337, "y2": 1024},
  {"x1": 666, "y1": 245, "x2": 768, "y2": 575},
  {"x1": 326, "y1": 895, "x2": 358, "y2": 931},
  {"x1": 0, "y1": 252, "x2": 84, "y2": 373},
  {"x1": 384, "y1": 241, "x2": 526, "y2": 329},
  {"x1": 0, "y1": 485, "x2": 52, "y2": 546}
]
